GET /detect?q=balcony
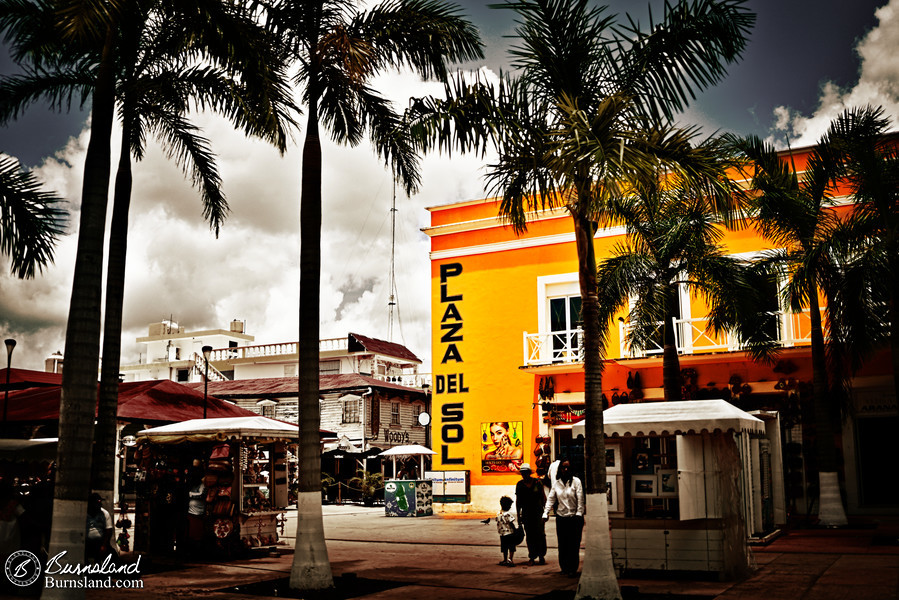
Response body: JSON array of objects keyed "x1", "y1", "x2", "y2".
[
  {"x1": 522, "y1": 309, "x2": 823, "y2": 366},
  {"x1": 523, "y1": 328, "x2": 585, "y2": 366}
]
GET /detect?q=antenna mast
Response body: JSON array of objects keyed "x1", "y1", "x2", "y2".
[{"x1": 387, "y1": 176, "x2": 397, "y2": 341}]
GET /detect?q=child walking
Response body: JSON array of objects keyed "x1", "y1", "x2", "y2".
[{"x1": 496, "y1": 495, "x2": 518, "y2": 566}]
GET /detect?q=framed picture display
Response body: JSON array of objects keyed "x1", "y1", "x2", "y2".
[
  {"x1": 605, "y1": 444, "x2": 621, "y2": 474},
  {"x1": 605, "y1": 475, "x2": 620, "y2": 512},
  {"x1": 657, "y1": 469, "x2": 678, "y2": 497},
  {"x1": 630, "y1": 474, "x2": 658, "y2": 498},
  {"x1": 632, "y1": 448, "x2": 655, "y2": 474}
]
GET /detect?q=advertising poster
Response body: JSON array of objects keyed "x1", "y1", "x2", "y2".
[{"x1": 481, "y1": 421, "x2": 524, "y2": 473}]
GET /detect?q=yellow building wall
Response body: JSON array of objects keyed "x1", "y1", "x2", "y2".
[{"x1": 426, "y1": 167, "x2": 832, "y2": 510}]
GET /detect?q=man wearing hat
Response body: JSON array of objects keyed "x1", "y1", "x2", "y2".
[{"x1": 515, "y1": 463, "x2": 547, "y2": 565}]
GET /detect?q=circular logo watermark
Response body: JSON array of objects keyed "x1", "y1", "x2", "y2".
[{"x1": 5, "y1": 550, "x2": 41, "y2": 587}]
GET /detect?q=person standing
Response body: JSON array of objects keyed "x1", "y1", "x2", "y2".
[
  {"x1": 542, "y1": 460, "x2": 584, "y2": 576},
  {"x1": 495, "y1": 495, "x2": 518, "y2": 566},
  {"x1": 86, "y1": 493, "x2": 115, "y2": 563},
  {"x1": 515, "y1": 463, "x2": 546, "y2": 565},
  {"x1": 186, "y1": 469, "x2": 206, "y2": 552}
]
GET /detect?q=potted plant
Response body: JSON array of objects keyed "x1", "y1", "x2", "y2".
[
  {"x1": 321, "y1": 473, "x2": 336, "y2": 503},
  {"x1": 348, "y1": 470, "x2": 384, "y2": 506}
]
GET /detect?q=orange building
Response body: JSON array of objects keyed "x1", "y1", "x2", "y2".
[{"x1": 424, "y1": 145, "x2": 896, "y2": 524}]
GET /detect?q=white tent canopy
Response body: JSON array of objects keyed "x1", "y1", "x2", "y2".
[
  {"x1": 138, "y1": 416, "x2": 298, "y2": 443},
  {"x1": 571, "y1": 399, "x2": 765, "y2": 438},
  {"x1": 378, "y1": 444, "x2": 436, "y2": 477}
]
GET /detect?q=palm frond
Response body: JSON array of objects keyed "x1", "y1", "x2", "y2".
[
  {"x1": 612, "y1": 0, "x2": 754, "y2": 120},
  {"x1": 0, "y1": 154, "x2": 68, "y2": 278}
]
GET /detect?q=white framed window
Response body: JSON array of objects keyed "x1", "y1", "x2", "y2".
[
  {"x1": 342, "y1": 398, "x2": 360, "y2": 423},
  {"x1": 536, "y1": 273, "x2": 582, "y2": 363},
  {"x1": 391, "y1": 402, "x2": 401, "y2": 426},
  {"x1": 412, "y1": 404, "x2": 422, "y2": 427}
]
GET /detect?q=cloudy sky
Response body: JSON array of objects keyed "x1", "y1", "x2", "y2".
[{"x1": 1, "y1": 0, "x2": 897, "y2": 372}]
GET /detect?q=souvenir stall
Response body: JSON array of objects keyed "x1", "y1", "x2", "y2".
[
  {"x1": 573, "y1": 400, "x2": 783, "y2": 579},
  {"x1": 135, "y1": 416, "x2": 297, "y2": 556},
  {"x1": 379, "y1": 445, "x2": 435, "y2": 517}
]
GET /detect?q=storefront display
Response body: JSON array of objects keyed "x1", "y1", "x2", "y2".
[
  {"x1": 574, "y1": 400, "x2": 784, "y2": 579},
  {"x1": 135, "y1": 416, "x2": 297, "y2": 556}
]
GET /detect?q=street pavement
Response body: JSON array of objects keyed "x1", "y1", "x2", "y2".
[{"x1": 35, "y1": 505, "x2": 899, "y2": 600}]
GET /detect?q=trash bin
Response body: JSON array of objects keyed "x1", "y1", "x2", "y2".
[{"x1": 384, "y1": 480, "x2": 432, "y2": 517}]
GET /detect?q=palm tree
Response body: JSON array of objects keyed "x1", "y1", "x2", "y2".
[
  {"x1": 409, "y1": 1, "x2": 753, "y2": 596},
  {"x1": 3, "y1": 2, "x2": 123, "y2": 581},
  {"x1": 1, "y1": 0, "x2": 292, "y2": 582},
  {"x1": 262, "y1": 0, "x2": 482, "y2": 592},
  {"x1": 594, "y1": 128, "x2": 775, "y2": 403},
  {"x1": 88, "y1": 0, "x2": 292, "y2": 513},
  {"x1": 728, "y1": 131, "x2": 850, "y2": 527},
  {"x1": 825, "y1": 106, "x2": 899, "y2": 407},
  {"x1": 0, "y1": 153, "x2": 67, "y2": 279}
]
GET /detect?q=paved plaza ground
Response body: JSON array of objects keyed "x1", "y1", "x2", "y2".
[{"x1": 25, "y1": 505, "x2": 899, "y2": 600}]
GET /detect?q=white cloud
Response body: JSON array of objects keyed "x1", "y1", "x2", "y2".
[
  {"x1": 0, "y1": 66, "x2": 499, "y2": 374},
  {"x1": 770, "y1": 0, "x2": 899, "y2": 147}
]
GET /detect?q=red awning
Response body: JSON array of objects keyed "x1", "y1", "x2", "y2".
[
  {"x1": 0, "y1": 368, "x2": 62, "y2": 390},
  {"x1": 4, "y1": 379, "x2": 257, "y2": 423}
]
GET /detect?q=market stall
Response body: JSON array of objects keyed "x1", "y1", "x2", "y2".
[
  {"x1": 379, "y1": 445, "x2": 435, "y2": 517},
  {"x1": 572, "y1": 400, "x2": 781, "y2": 579},
  {"x1": 136, "y1": 416, "x2": 297, "y2": 556}
]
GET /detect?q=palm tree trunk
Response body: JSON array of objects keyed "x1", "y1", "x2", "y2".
[
  {"x1": 572, "y1": 213, "x2": 621, "y2": 600},
  {"x1": 662, "y1": 285, "x2": 682, "y2": 402},
  {"x1": 808, "y1": 283, "x2": 847, "y2": 526},
  {"x1": 45, "y1": 27, "x2": 116, "y2": 599},
  {"x1": 92, "y1": 138, "x2": 133, "y2": 512},
  {"x1": 289, "y1": 92, "x2": 334, "y2": 592},
  {"x1": 889, "y1": 252, "x2": 899, "y2": 409}
]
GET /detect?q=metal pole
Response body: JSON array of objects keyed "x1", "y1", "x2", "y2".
[
  {"x1": 202, "y1": 345, "x2": 212, "y2": 419},
  {"x1": 3, "y1": 338, "x2": 16, "y2": 431}
]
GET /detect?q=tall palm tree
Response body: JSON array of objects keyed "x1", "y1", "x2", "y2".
[
  {"x1": 409, "y1": 1, "x2": 753, "y2": 596},
  {"x1": 594, "y1": 128, "x2": 775, "y2": 403},
  {"x1": 88, "y1": 0, "x2": 292, "y2": 513},
  {"x1": 1, "y1": 0, "x2": 292, "y2": 585},
  {"x1": 825, "y1": 106, "x2": 899, "y2": 407},
  {"x1": 728, "y1": 132, "x2": 850, "y2": 527},
  {"x1": 262, "y1": 0, "x2": 482, "y2": 591},
  {"x1": 0, "y1": 153, "x2": 67, "y2": 279},
  {"x1": 0, "y1": 2, "x2": 123, "y2": 583}
]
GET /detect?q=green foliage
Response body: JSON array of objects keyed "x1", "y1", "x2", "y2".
[
  {"x1": 348, "y1": 470, "x2": 384, "y2": 500},
  {"x1": 0, "y1": 154, "x2": 67, "y2": 278}
]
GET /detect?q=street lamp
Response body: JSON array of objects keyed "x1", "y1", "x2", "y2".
[
  {"x1": 3, "y1": 338, "x2": 16, "y2": 432},
  {"x1": 202, "y1": 345, "x2": 212, "y2": 419}
]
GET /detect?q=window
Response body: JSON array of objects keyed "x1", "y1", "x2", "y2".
[
  {"x1": 549, "y1": 294, "x2": 582, "y2": 359},
  {"x1": 342, "y1": 399, "x2": 360, "y2": 423},
  {"x1": 535, "y1": 274, "x2": 583, "y2": 364},
  {"x1": 177, "y1": 368, "x2": 189, "y2": 382},
  {"x1": 391, "y1": 402, "x2": 400, "y2": 426},
  {"x1": 412, "y1": 404, "x2": 422, "y2": 427},
  {"x1": 320, "y1": 359, "x2": 340, "y2": 375}
]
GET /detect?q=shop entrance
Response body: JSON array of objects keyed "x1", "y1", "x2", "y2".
[{"x1": 857, "y1": 415, "x2": 899, "y2": 507}]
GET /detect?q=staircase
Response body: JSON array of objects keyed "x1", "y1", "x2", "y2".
[{"x1": 192, "y1": 352, "x2": 228, "y2": 382}]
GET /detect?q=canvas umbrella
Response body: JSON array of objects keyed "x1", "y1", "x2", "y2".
[{"x1": 378, "y1": 444, "x2": 436, "y2": 478}]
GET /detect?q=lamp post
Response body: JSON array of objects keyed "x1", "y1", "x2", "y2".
[
  {"x1": 202, "y1": 345, "x2": 212, "y2": 419},
  {"x1": 3, "y1": 338, "x2": 16, "y2": 432}
]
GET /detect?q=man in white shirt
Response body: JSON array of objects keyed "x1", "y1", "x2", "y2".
[{"x1": 542, "y1": 460, "x2": 584, "y2": 576}]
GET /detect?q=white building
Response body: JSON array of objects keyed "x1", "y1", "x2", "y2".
[{"x1": 121, "y1": 321, "x2": 428, "y2": 388}]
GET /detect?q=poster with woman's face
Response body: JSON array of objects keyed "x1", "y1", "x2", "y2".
[{"x1": 481, "y1": 421, "x2": 524, "y2": 473}]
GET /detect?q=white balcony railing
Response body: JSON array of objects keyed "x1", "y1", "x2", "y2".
[
  {"x1": 523, "y1": 328, "x2": 585, "y2": 366},
  {"x1": 205, "y1": 337, "x2": 354, "y2": 363},
  {"x1": 522, "y1": 308, "x2": 825, "y2": 366},
  {"x1": 373, "y1": 373, "x2": 433, "y2": 389}
]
